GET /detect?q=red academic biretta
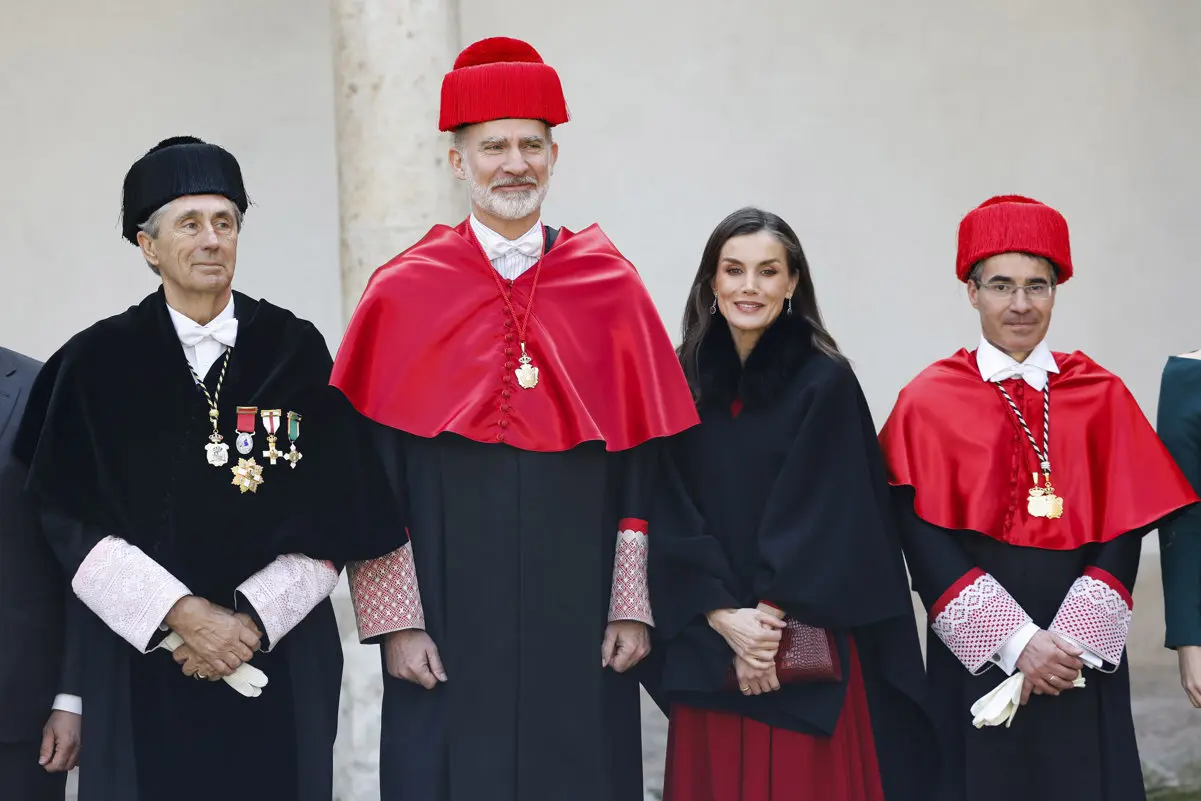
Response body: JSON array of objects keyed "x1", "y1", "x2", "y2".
[
  {"x1": 956, "y1": 194, "x2": 1074, "y2": 283},
  {"x1": 439, "y1": 37, "x2": 570, "y2": 132}
]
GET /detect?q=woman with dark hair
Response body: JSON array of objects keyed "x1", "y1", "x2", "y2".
[{"x1": 646, "y1": 208, "x2": 938, "y2": 800}]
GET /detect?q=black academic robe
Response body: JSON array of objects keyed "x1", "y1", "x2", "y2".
[
  {"x1": 893, "y1": 499, "x2": 1147, "y2": 801},
  {"x1": 331, "y1": 221, "x2": 700, "y2": 801},
  {"x1": 13, "y1": 287, "x2": 402, "y2": 801},
  {"x1": 879, "y1": 349, "x2": 1198, "y2": 801},
  {"x1": 642, "y1": 313, "x2": 940, "y2": 801},
  {"x1": 364, "y1": 429, "x2": 657, "y2": 801}
]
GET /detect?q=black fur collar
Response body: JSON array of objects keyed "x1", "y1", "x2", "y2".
[{"x1": 697, "y1": 310, "x2": 815, "y2": 411}]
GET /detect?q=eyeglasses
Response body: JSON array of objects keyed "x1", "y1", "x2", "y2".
[{"x1": 973, "y1": 281, "x2": 1055, "y2": 300}]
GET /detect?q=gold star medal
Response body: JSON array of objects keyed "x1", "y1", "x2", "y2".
[{"x1": 231, "y1": 457, "x2": 265, "y2": 493}]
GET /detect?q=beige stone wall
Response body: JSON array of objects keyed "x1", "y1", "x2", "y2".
[
  {"x1": 330, "y1": 0, "x2": 467, "y2": 325},
  {"x1": 0, "y1": 0, "x2": 346, "y2": 361}
]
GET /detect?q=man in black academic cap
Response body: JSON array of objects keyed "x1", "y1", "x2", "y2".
[{"x1": 13, "y1": 136, "x2": 402, "y2": 801}]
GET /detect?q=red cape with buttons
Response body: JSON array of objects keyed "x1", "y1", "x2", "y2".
[
  {"x1": 878, "y1": 347, "x2": 1197, "y2": 550},
  {"x1": 330, "y1": 218, "x2": 700, "y2": 452}
]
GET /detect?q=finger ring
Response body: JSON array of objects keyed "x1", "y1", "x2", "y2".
[
  {"x1": 740, "y1": 685, "x2": 751, "y2": 692},
  {"x1": 197, "y1": 673, "x2": 207, "y2": 680}
]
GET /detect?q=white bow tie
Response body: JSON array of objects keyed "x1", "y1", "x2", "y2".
[
  {"x1": 177, "y1": 317, "x2": 238, "y2": 349},
  {"x1": 495, "y1": 238, "x2": 542, "y2": 259},
  {"x1": 989, "y1": 363, "x2": 1047, "y2": 390}
]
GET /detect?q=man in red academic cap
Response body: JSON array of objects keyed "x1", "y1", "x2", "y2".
[
  {"x1": 878, "y1": 195, "x2": 1197, "y2": 801},
  {"x1": 331, "y1": 37, "x2": 699, "y2": 801}
]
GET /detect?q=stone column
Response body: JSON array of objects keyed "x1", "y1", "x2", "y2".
[
  {"x1": 330, "y1": 0, "x2": 466, "y2": 329},
  {"x1": 328, "y1": 3, "x2": 463, "y2": 799}
]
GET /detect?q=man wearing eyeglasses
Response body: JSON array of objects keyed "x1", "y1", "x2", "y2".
[{"x1": 876, "y1": 195, "x2": 1198, "y2": 801}]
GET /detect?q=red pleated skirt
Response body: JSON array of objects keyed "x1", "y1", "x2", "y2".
[{"x1": 662, "y1": 639, "x2": 885, "y2": 801}]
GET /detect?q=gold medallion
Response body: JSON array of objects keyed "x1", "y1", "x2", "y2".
[
  {"x1": 231, "y1": 457, "x2": 265, "y2": 494},
  {"x1": 515, "y1": 342, "x2": 539, "y2": 389},
  {"x1": 1027, "y1": 472, "x2": 1064, "y2": 519}
]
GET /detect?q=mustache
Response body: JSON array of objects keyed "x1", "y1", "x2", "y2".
[{"x1": 490, "y1": 176, "x2": 538, "y2": 189}]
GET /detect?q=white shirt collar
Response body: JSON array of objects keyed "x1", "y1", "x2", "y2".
[
  {"x1": 166, "y1": 294, "x2": 236, "y2": 342},
  {"x1": 166, "y1": 295, "x2": 237, "y2": 380},
  {"x1": 469, "y1": 214, "x2": 543, "y2": 263},
  {"x1": 975, "y1": 334, "x2": 1059, "y2": 391}
]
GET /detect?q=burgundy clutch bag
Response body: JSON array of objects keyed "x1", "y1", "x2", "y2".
[{"x1": 725, "y1": 617, "x2": 842, "y2": 689}]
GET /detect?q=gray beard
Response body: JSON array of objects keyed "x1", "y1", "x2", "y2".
[{"x1": 467, "y1": 177, "x2": 549, "y2": 221}]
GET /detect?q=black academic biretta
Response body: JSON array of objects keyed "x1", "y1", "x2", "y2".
[{"x1": 120, "y1": 135, "x2": 249, "y2": 244}]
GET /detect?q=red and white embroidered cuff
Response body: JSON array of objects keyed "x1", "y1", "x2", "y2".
[
  {"x1": 72, "y1": 536, "x2": 191, "y2": 653},
  {"x1": 609, "y1": 518, "x2": 653, "y2": 626},
  {"x1": 237, "y1": 555, "x2": 340, "y2": 652},
  {"x1": 930, "y1": 569, "x2": 1032, "y2": 674},
  {"x1": 1048, "y1": 567, "x2": 1132, "y2": 670},
  {"x1": 348, "y1": 542, "x2": 425, "y2": 641}
]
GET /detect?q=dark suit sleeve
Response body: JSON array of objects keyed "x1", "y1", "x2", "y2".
[
  {"x1": 58, "y1": 592, "x2": 87, "y2": 699},
  {"x1": 1157, "y1": 357, "x2": 1201, "y2": 647}
]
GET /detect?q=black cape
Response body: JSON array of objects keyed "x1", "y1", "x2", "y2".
[
  {"x1": 13, "y1": 287, "x2": 401, "y2": 801},
  {"x1": 641, "y1": 313, "x2": 941, "y2": 800}
]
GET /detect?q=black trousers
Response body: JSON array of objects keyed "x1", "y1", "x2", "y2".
[{"x1": 0, "y1": 740, "x2": 68, "y2": 801}]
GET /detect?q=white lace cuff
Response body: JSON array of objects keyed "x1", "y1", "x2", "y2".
[
  {"x1": 608, "y1": 519, "x2": 653, "y2": 626},
  {"x1": 236, "y1": 555, "x2": 340, "y2": 652},
  {"x1": 1048, "y1": 567, "x2": 1132, "y2": 671},
  {"x1": 930, "y1": 569, "x2": 1032, "y2": 675},
  {"x1": 348, "y1": 542, "x2": 424, "y2": 642},
  {"x1": 72, "y1": 536, "x2": 191, "y2": 653}
]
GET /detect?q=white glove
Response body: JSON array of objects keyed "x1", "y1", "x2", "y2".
[
  {"x1": 970, "y1": 671, "x2": 1084, "y2": 729},
  {"x1": 156, "y1": 632, "x2": 270, "y2": 698}
]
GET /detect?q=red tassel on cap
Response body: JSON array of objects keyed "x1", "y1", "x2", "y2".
[
  {"x1": 956, "y1": 195, "x2": 1074, "y2": 283},
  {"x1": 439, "y1": 37, "x2": 570, "y2": 132}
]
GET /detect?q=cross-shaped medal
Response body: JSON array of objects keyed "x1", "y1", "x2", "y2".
[
  {"x1": 262, "y1": 436, "x2": 284, "y2": 465},
  {"x1": 260, "y1": 409, "x2": 284, "y2": 465},
  {"x1": 284, "y1": 446, "x2": 303, "y2": 468}
]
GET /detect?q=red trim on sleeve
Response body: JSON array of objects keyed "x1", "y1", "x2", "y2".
[
  {"x1": 618, "y1": 518, "x2": 647, "y2": 535},
  {"x1": 930, "y1": 567, "x2": 985, "y2": 620},
  {"x1": 730, "y1": 398, "x2": 744, "y2": 418},
  {"x1": 1083, "y1": 566, "x2": 1133, "y2": 609}
]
